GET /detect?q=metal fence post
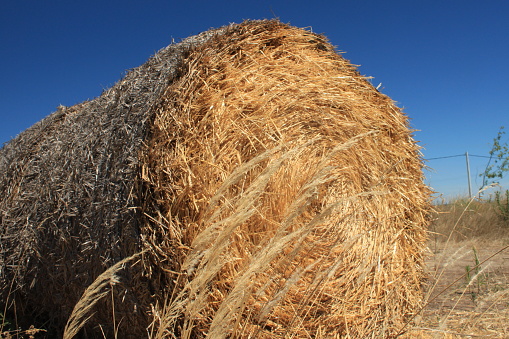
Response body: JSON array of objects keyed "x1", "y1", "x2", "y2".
[{"x1": 466, "y1": 151, "x2": 472, "y2": 198}]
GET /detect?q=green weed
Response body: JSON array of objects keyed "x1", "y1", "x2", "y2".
[{"x1": 494, "y1": 189, "x2": 509, "y2": 222}]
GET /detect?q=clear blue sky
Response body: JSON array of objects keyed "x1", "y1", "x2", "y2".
[{"x1": 1, "y1": 0, "x2": 508, "y2": 200}]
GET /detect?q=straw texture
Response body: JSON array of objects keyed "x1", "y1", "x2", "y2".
[
  {"x1": 0, "y1": 20, "x2": 430, "y2": 338},
  {"x1": 0, "y1": 24, "x2": 220, "y2": 338}
]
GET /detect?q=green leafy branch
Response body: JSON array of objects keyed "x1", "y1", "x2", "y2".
[{"x1": 481, "y1": 126, "x2": 509, "y2": 187}]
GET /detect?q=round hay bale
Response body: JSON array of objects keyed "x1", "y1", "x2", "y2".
[{"x1": 0, "y1": 20, "x2": 430, "y2": 338}]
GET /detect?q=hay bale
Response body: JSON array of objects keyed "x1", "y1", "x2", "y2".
[{"x1": 0, "y1": 20, "x2": 430, "y2": 338}]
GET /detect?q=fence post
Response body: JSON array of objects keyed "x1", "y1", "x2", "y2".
[{"x1": 466, "y1": 152, "x2": 472, "y2": 198}]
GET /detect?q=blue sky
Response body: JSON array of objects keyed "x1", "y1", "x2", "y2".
[{"x1": 1, "y1": 1, "x2": 508, "y2": 200}]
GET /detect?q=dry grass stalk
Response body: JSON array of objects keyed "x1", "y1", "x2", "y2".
[{"x1": 62, "y1": 252, "x2": 143, "y2": 339}]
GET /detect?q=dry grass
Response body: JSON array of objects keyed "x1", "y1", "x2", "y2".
[
  {"x1": 403, "y1": 193, "x2": 509, "y2": 338},
  {"x1": 63, "y1": 252, "x2": 143, "y2": 339},
  {"x1": 429, "y1": 196, "x2": 508, "y2": 244},
  {"x1": 0, "y1": 326, "x2": 45, "y2": 339}
]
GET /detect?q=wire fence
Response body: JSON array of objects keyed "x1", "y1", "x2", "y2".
[
  {"x1": 426, "y1": 154, "x2": 491, "y2": 161},
  {"x1": 424, "y1": 152, "x2": 492, "y2": 197}
]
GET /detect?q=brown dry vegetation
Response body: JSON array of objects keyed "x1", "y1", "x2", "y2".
[{"x1": 403, "y1": 194, "x2": 509, "y2": 338}]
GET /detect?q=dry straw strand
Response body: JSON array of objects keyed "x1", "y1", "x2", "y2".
[{"x1": 63, "y1": 252, "x2": 143, "y2": 339}]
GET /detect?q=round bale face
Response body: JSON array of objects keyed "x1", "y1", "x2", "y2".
[{"x1": 142, "y1": 20, "x2": 430, "y2": 338}]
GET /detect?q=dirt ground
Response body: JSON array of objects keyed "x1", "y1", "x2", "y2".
[{"x1": 407, "y1": 239, "x2": 509, "y2": 338}]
